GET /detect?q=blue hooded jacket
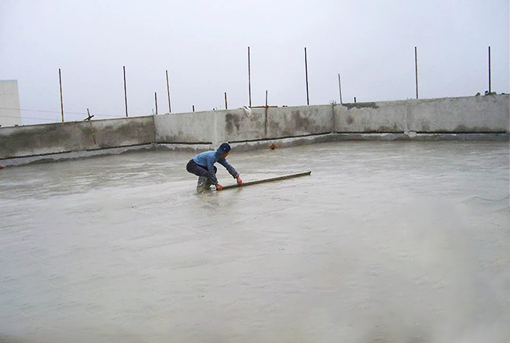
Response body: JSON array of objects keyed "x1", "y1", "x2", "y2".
[{"x1": 192, "y1": 151, "x2": 239, "y2": 184}]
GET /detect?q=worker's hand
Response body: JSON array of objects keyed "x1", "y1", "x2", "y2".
[
  {"x1": 236, "y1": 176, "x2": 243, "y2": 185},
  {"x1": 216, "y1": 184, "x2": 223, "y2": 191}
]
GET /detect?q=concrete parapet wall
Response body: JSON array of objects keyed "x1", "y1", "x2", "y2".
[
  {"x1": 154, "y1": 105, "x2": 334, "y2": 144},
  {"x1": 335, "y1": 94, "x2": 509, "y2": 133},
  {"x1": 222, "y1": 105, "x2": 334, "y2": 141},
  {"x1": 155, "y1": 111, "x2": 215, "y2": 144},
  {"x1": 0, "y1": 94, "x2": 508, "y2": 166},
  {"x1": 0, "y1": 116, "x2": 155, "y2": 159},
  {"x1": 406, "y1": 95, "x2": 509, "y2": 132},
  {"x1": 335, "y1": 101, "x2": 408, "y2": 132}
]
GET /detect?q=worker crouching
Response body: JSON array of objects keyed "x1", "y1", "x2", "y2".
[{"x1": 186, "y1": 143, "x2": 243, "y2": 192}]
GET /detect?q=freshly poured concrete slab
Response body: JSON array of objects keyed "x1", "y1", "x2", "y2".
[{"x1": 0, "y1": 141, "x2": 509, "y2": 342}]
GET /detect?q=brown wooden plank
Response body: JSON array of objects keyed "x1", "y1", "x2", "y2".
[{"x1": 220, "y1": 171, "x2": 311, "y2": 190}]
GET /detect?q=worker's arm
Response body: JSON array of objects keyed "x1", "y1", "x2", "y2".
[{"x1": 218, "y1": 157, "x2": 242, "y2": 185}]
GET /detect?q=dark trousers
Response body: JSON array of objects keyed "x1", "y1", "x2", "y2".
[{"x1": 186, "y1": 159, "x2": 217, "y2": 181}]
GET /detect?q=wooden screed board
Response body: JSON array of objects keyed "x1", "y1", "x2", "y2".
[{"x1": 220, "y1": 171, "x2": 311, "y2": 190}]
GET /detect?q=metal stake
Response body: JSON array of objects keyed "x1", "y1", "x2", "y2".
[
  {"x1": 155, "y1": 92, "x2": 158, "y2": 115},
  {"x1": 123, "y1": 66, "x2": 129, "y2": 117},
  {"x1": 304, "y1": 47, "x2": 310, "y2": 105},
  {"x1": 354, "y1": 97, "x2": 357, "y2": 103},
  {"x1": 248, "y1": 46, "x2": 252, "y2": 107},
  {"x1": 265, "y1": 90, "x2": 269, "y2": 136},
  {"x1": 86, "y1": 108, "x2": 97, "y2": 145},
  {"x1": 192, "y1": 105, "x2": 195, "y2": 112},
  {"x1": 224, "y1": 92, "x2": 228, "y2": 109},
  {"x1": 166, "y1": 70, "x2": 172, "y2": 113},
  {"x1": 59, "y1": 68, "x2": 64, "y2": 122},
  {"x1": 86, "y1": 108, "x2": 93, "y2": 120},
  {"x1": 338, "y1": 73, "x2": 343, "y2": 104},
  {"x1": 415, "y1": 47, "x2": 419, "y2": 99},
  {"x1": 488, "y1": 46, "x2": 492, "y2": 94}
]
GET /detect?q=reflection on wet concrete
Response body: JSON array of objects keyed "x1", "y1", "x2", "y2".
[{"x1": 0, "y1": 142, "x2": 509, "y2": 342}]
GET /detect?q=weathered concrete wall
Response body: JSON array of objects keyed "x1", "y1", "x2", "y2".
[
  {"x1": 0, "y1": 80, "x2": 22, "y2": 127},
  {"x1": 335, "y1": 94, "x2": 509, "y2": 133},
  {"x1": 0, "y1": 116, "x2": 155, "y2": 159},
  {"x1": 155, "y1": 105, "x2": 335, "y2": 144},
  {"x1": 1, "y1": 95, "x2": 508, "y2": 165},
  {"x1": 157, "y1": 95, "x2": 508, "y2": 145},
  {"x1": 406, "y1": 95, "x2": 509, "y2": 132},
  {"x1": 155, "y1": 111, "x2": 215, "y2": 144},
  {"x1": 335, "y1": 101, "x2": 408, "y2": 132},
  {"x1": 215, "y1": 108, "x2": 266, "y2": 142},
  {"x1": 220, "y1": 105, "x2": 334, "y2": 142}
]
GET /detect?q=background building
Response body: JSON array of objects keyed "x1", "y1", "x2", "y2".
[{"x1": 0, "y1": 80, "x2": 22, "y2": 127}]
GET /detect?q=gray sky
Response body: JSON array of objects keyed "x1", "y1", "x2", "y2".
[{"x1": 1, "y1": 0, "x2": 508, "y2": 124}]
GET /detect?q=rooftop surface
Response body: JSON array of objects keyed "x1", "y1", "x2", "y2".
[{"x1": 1, "y1": 141, "x2": 509, "y2": 342}]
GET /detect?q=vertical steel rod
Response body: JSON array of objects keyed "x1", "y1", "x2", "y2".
[
  {"x1": 248, "y1": 46, "x2": 252, "y2": 107},
  {"x1": 414, "y1": 47, "x2": 419, "y2": 99},
  {"x1": 59, "y1": 68, "x2": 64, "y2": 122},
  {"x1": 123, "y1": 66, "x2": 129, "y2": 117},
  {"x1": 338, "y1": 73, "x2": 343, "y2": 104},
  {"x1": 264, "y1": 90, "x2": 269, "y2": 136},
  {"x1": 354, "y1": 97, "x2": 357, "y2": 103},
  {"x1": 86, "y1": 108, "x2": 97, "y2": 145},
  {"x1": 155, "y1": 92, "x2": 158, "y2": 115},
  {"x1": 192, "y1": 105, "x2": 195, "y2": 112},
  {"x1": 488, "y1": 46, "x2": 492, "y2": 94},
  {"x1": 304, "y1": 47, "x2": 310, "y2": 105},
  {"x1": 224, "y1": 92, "x2": 228, "y2": 109},
  {"x1": 166, "y1": 70, "x2": 172, "y2": 113}
]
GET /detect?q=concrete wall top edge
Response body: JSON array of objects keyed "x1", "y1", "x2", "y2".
[
  {"x1": 339, "y1": 94, "x2": 508, "y2": 106},
  {"x1": 154, "y1": 94, "x2": 508, "y2": 117},
  {"x1": 163, "y1": 110, "x2": 218, "y2": 116},
  {"x1": 154, "y1": 104, "x2": 334, "y2": 118},
  {"x1": 0, "y1": 114, "x2": 153, "y2": 131}
]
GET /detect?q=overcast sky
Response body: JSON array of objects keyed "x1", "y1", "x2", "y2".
[{"x1": 1, "y1": 0, "x2": 508, "y2": 124}]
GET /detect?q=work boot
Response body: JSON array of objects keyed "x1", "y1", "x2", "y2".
[{"x1": 196, "y1": 176, "x2": 210, "y2": 193}]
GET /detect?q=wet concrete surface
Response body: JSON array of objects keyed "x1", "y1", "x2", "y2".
[{"x1": 0, "y1": 141, "x2": 509, "y2": 343}]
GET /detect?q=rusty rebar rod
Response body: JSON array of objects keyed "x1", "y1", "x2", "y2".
[
  {"x1": 59, "y1": 68, "x2": 64, "y2": 122},
  {"x1": 488, "y1": 46, "x2": 492, "y2": 94},
  {"x1": 338, "y1": 73, "x2": 343, "y2": 104},
  {"x1": 166, "y1": 70, "x2": 172, "y2": 113},
  {"x1": 123, "y1": 66, "x2": 129, "y2": 117},
  {"x1": 155, "y1": 92, "x2": 158, "y2": 115},
  {"x1": 304, "y1": 47, "x2": 310, "y2": 105},
  {"x1": 220, "y1": 171, "x2": 311, "y2": 190},
  {"x1": 415, "y1": 46, "x2": 419, "y2": 99},
  {"x1": 86, "y1": 108, "x2": 97, "y2": 145},
  {"x1": 248, "y1": 46, "x2": 252, "y2": 107}
]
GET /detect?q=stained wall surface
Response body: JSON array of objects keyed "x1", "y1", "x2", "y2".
[
  {"x1": 334, "y1": 95, "x2": 510, "y2": 133},
  {"x1": 0, "y1": 95, "x2": 508, "y2": 163},
  {"x1": 0, "y1": 116, "x2": 155, "y2": 159}
]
